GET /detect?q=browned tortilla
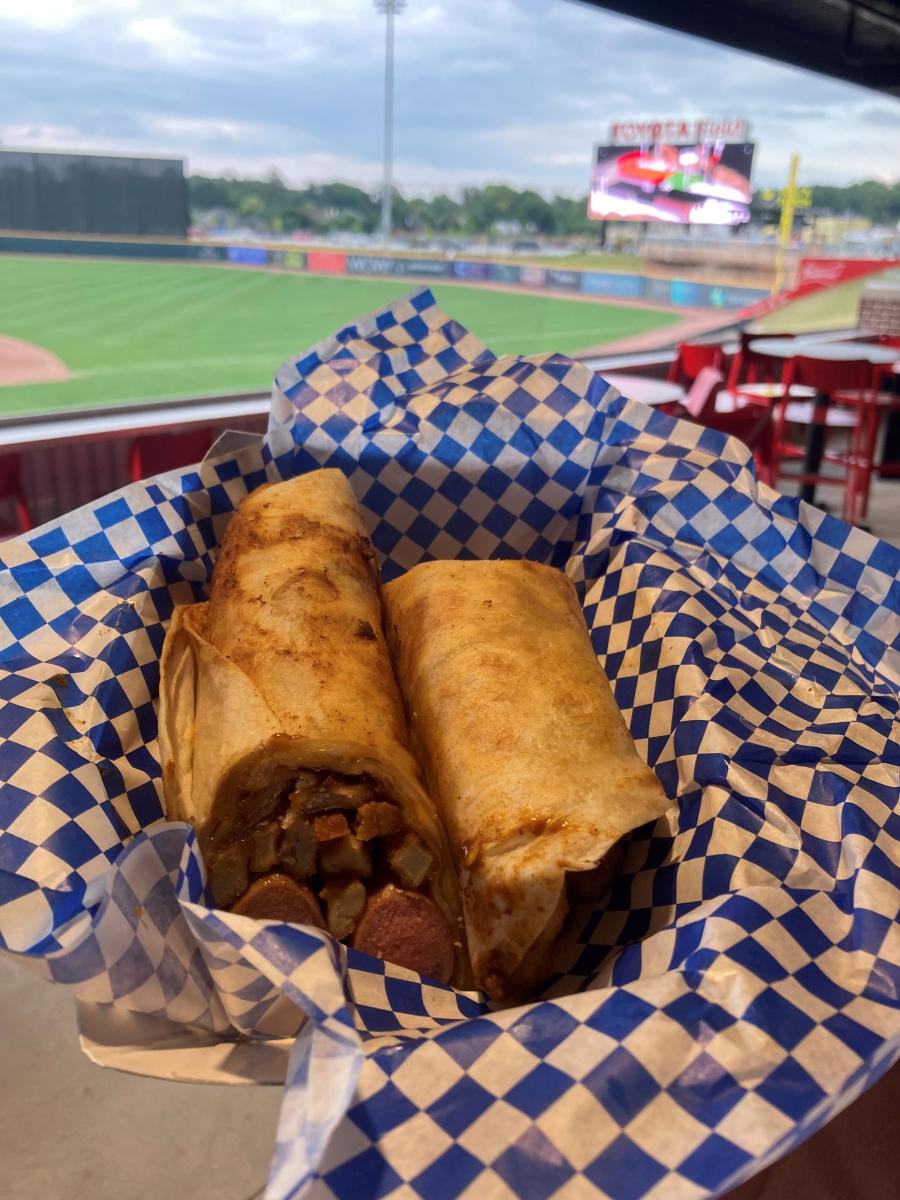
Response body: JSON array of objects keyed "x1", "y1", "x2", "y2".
[
  {"x1": 382, "y1": 559, "x2": 671, "y2": 1001},
  {"x1": 158, "y1": 470, "x2": 467, "y2": 986}
]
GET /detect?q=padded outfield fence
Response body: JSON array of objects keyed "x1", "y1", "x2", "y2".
[{"x1": 0, "y1": 234, "x2": 769, "y2": 312}]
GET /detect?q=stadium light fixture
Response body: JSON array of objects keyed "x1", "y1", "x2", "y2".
[{"x1": 375, "y1": 0, "x2": 405, "y2": 244}]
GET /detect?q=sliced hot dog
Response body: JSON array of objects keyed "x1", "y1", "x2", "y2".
[
  {"x1": 231, "y1": 873, "x2": 325, "y2": 928},
  {"x1": 352, "y1": 884, "x2": 454, "y2": 984}
]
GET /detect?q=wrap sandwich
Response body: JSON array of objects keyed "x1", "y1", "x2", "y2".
[
  {"x1": 158, "y1": 470, "x2": 467, "y2": 986},
  {"x1": 382, "y1": 559, "x2": 671, "y2": 1001}
]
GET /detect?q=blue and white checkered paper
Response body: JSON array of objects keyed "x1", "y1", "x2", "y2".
[{"x1": 1, "y1": 288, "x2": 898, "y2": 1200}]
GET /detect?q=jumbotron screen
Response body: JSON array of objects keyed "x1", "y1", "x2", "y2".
[{"x1": 588, "y1": 141, "x2": 755, "y2": 225}]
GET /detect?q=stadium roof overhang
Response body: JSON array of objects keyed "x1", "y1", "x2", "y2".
[{"x1": 577, "y1": 0, "x2": 900, "y2": 99}]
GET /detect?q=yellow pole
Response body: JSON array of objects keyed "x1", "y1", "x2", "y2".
[{"x1": 772, "y1": 152, "x2": 800, "y2": 295}]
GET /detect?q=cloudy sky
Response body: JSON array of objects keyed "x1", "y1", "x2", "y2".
[{"x1": 1, "y1": 0, "x2": 898, "y2": 195}]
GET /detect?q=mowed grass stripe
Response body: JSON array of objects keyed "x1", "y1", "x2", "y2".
[
  {"x1": 65, "y1": 265, "x2": 230, "y2": 340},
  {"x1": 0, "y1": 257, "x2": 161, "y2": 324},
  {"x1": 1, "y1": 260, "x2": 195, "y2": 336},
  {"x1": 88, "y1": 270, "x2": 250, "y2": 347},
  {"x1": 101, "y1": 269, "x2": 282, "y2": 347},
  {"x1": 0, "y1": 256, "x2": 678, "y2": 417},
  {"x1": 5, "y1": 261, "x2": 229, "y2": 345}
]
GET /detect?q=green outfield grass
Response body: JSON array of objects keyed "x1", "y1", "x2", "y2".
[{"x1": 0, "y1": 256, "x2": 679, "y2": 417}]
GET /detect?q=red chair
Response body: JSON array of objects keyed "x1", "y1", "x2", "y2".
[
  {"x1": 665, "y1": 367, "x2": 775, "y2": 483},
  {"x1": 128, "y1": 427, "x2": 215, "y2": 482},
  {"x1": 667, "y1": 341, "x2": 724, "y2": 387},
  {"x1": 770, "y1": 357, "x2": 875, "y2": 522},
  {"x1": 724, "y1": 331, "x2": 776, "y2": 391},
  {"x1": 836, "y1": 353, "x2": 900, "y2": 516},
  {"x1": 721, "y1": 330, "x2": 816, "y2": 412},
  {"x1": 0, "y1": 455, "x2": 33, "y2": 539}
]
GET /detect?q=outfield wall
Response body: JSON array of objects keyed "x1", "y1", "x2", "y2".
[{"x1": 0, "y1": 234, "x2": 769, "y2": 311}]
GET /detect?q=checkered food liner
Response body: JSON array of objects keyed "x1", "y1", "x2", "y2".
[{"x1": 1, "y1": 289, "x2": 898, "y2": 1200}]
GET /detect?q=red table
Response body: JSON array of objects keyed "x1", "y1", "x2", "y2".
[{"x1": 748, "y1": 339, "x2": 900, "y2": 505}]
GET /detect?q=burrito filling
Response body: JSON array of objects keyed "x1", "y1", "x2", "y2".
[{"x1": 207, "y1": 767, "x2": 455, "y2": 982}]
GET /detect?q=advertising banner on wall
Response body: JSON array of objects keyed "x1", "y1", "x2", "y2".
[
  {"x1": 670, "y1": 280, "x2": 707, "y2": 307},
  {"x1": 307, "y1": 250, "x2": 347, "y2": 274},
  {"x1": 394, "y1": 257, "x2": 450, "y2": 277},
  {"x1": 519, "y1": 265, "x2": 546, "y2": 287},
  {"x1": 710, "y1": 284, "x2": 772, "y2": 310},
  {"x1": 796, "y1": 258, "x2": 898, "y2": 288},
  {"x1": 281, "y1": 250, "x2": 306, "y2": 270},
  {"x1": 451, "y1": 260, "x2": 491, "y2": 280},
  {"x1": 227, "y1": 246, "x2": 268, "y2": 265},
  {"x1": 346, "y1": 255, "x2": 394, "y2": 274},
  {"x1": 490, "y1": 264, "x2": 521, "y2": 285},
  {"x1": 580, "y1": 271, "x2": 645, "y2": 299},
  {"x1": 644, "y1": 277, "x2": 674, "y2": 304},
  {"x1": 191, "y1": 245, "x2": 228, "y2": 261},
  {"x1": 545, "y1": 268, "x2": 580, "y2": 290}
]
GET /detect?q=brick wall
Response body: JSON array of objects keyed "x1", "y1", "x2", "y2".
[{"x1": 859, "y1": 291, "x2": 900, "y2": 334}]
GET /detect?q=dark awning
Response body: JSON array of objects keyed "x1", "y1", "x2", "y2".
[{"x1": 577, "y1": 1, "x2": 900, "y2": 98}]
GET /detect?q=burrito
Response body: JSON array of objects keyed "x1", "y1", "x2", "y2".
[
  {"x1": 382, "y1": 559, "x2": 671, "y2": 1002},
  {"x1": 158, "y1": 470, "x2": 467, "y2": 986}
]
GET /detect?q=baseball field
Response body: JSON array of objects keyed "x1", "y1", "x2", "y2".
[{"x1": 0, "y1": 256, "x2": 680, "y2": 417}]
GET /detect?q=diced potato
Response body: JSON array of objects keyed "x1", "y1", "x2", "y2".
[
  {"x1": 355, "y1": 801, "x2": 403, "y2": 841},
  {"x1": 327, "y1": 778, "x2": 377, "y2": 807},
  {"x1": 387, "y1": 833, "x2": 434, "y2": 889},
  {"x1": 318, "y1": 834, "x2": 372, "y2": 877},
  {"x1": 210, "y1": 842, "x2": 250, "y2": 907},
  {"x1": 249, "y1": 821, "x2": 280, "y2": 874},
  {"x1": 313, "y1": 812, "x2": 351, "y2": 843},
  {"x1": 320, "y1": 877, "x2": 367, "y2": 940},
  {"x1": 279, "y1": 811, "x2": 316, "y2": 879}
]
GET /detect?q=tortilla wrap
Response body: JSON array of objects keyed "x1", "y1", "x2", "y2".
[
  {"x1": 382, "y1": 558, "x2": 671, "y2": 1001},
  {"x1": 158, "y1": 470, "x2": 467, "y2": 986}
]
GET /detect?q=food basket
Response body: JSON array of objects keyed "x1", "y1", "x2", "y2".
[{"x1": 1, "y1": 289, "x2": 897, "y2": 1200}]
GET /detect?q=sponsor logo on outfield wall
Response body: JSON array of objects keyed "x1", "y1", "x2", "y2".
[
  {"x1": 346, "y1": 255, "x2": 449, "y2": 277},
  {"x1": 519, "y1": 265, "x2": 546, "y2": 287},
  {"x1": 394, "y1": 257, "x2": 450, "y2": 277},
  {"x1": 643, "y1": 277, "x2": 673, "y2": 304},
  {"x1": 546, "y1": 268, "x2": 580, "y2": 290},
  {"x1": 709, "y1": 284, "x2": 769, "y2": 309},
  {"x1": 451, "y1": 260, "x2": 491, "y2": 280},
  {"x1": 580, "y1": 271, "x2": 644, "y2": 299},
  {"x1": 307, "y1": 250, "x2": 347, "y2": 274},
  {"x1": 670, "y1": 280, "x2": 705, "y2": 307},
  {"x1": 347, "y1": 255, "x2": 394, "y2": 274},
  {"x1": 227, "y1": 246, "x2": 268, "y2": 265}
]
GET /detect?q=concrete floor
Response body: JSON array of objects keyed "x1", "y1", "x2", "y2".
[{"x1": 0, "y1": 959, "x2": 282, "y2": 1200}]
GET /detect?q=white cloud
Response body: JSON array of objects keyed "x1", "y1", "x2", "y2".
[
  {"x1": 0, "y1": 0, "x2": 897, "y2": 192},
  {"x1": 126, "y1": 16, "x2": 207, "y2": 63},
  {"x1": 0, "y1": 122, "x2": 139, "y2": 153},
  {"x1": 145, "y1": 115, "x2": 252, "y2": 142},
  {"x1": 0, "y1": 0, "x2": 137, "y2": 31}
]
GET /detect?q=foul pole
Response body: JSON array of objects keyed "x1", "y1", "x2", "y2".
[{"x1": 772, "y1": 152, "x2": 800, "y2": 296}]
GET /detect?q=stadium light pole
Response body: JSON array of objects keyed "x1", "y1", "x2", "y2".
[{"x1": 375, "y1": 0, "x2": 405, "y2": 244}]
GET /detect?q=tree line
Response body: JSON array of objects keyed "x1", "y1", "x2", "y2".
[{"x1": 189, "y1": 171, "x2": 900, "y2": 237}]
